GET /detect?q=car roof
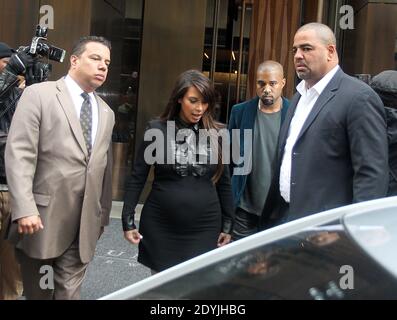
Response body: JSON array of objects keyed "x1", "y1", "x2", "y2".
[{"x1": 343, "y1": 203, "x2": 397, "y2": 279}]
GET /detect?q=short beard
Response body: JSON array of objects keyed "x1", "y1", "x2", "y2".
[
  {"x1": 296, "y1": 71, "x2": 309, "y2": 80},
  {"x1": 260, "y1": 97, "x2": 274, "y2": 106}
]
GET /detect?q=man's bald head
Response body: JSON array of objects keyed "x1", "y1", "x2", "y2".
[
  {"x1": 296, "y1": 23, "x2": 336, "y2": 47},
  {"x1": 257, "y1": 60, "x2": 284, "y2": 78}
]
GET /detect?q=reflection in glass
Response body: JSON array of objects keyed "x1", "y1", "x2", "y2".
[{"x1": 203, "y1": 0, "x2": 252, "y2": 124}]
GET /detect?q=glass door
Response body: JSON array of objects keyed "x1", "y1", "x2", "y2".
[
  {"x1": 202, "y1": 0, "x2": 252, "y2": 124},
  {"x1": 93, "y1": 0, "x2": 144, "y2": 200}
]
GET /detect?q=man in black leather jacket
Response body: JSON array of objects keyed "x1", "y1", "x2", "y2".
[
  {"x1": 0, "y1": 41, "x2": 32, "y2": 299},
  {"x1": 370, "y1": 70, "x2": 397, "y2": 195}
]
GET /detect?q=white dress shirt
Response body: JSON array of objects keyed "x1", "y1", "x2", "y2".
[
  {"x1": 279, "y1": 65, "x2": 340, "y2": 203},
  {"x1": 64, "y1": 75, "x2": 99, "y2": 146}
]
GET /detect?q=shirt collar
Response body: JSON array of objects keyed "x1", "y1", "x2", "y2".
[
  {"x1": 64, "y1": 74, "x2": 95, "y2": 100},
  {"x1": 297, "y1": 65, "x2": 340, "y2": 96}
]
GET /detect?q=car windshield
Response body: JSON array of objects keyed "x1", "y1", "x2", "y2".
[
  {"x1": 343, "y1": 205, "x2": 397, "y2": 279},
  {"x1": 128, "y1": 219, "x2": 397, "y2": 300}
]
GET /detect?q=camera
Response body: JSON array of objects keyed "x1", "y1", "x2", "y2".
[
  {"x1": 25, "y1": 61, "x2": 52, "y2": 85},
  {"x1": 16, "y1": 25, "x2": 66, "y2": 85},
  {"x1": 27, "y1": 25, "x2": 66, "y2": 63}
]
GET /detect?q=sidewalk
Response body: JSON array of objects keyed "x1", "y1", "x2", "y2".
[{"x1": 81, "y1": 201, "x2": 149, "y2": 299}]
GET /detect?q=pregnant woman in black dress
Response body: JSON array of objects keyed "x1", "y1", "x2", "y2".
[{"x1": 122, "y1": 70, "x2": 234, "y2": 272}]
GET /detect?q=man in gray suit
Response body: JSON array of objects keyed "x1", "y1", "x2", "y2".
[
  {"x1": 263, "y1": 23, "x2": 388, "y2": 225},
  {"x1": 5, "y1": 36, "x2": 115, "y2": 299}
]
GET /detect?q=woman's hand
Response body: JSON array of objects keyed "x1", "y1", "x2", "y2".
[
  {"x1": 124, "y1": 229, "x2": 143, "y2": 245},
  {"x1": 217, "y1": 232, "x2": 231, "y2": 247}
]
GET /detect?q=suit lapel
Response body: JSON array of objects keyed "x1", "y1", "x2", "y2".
[
  {"x1": 243, "y1": 97, "x2": 259, "y2": 131},
  {"x1": 277, "y1": 70, "x2": 343, "y2": 161},
  {"x1": 296, "y1": 82, "x2": 338, "y2": 142},
  {"x1": 240, "y1": 97, "x2": 258, "y2": 158},
  {"x1": 278, "y1": 93, "x2": 300, "y2": 159},
  {"x1": 55, "y1": 79, "x2": 88, "y2": 158},
  {"x1": 284, "y1": 69, "x2": 343, "y2": 145},
  {"x1": 90, "y1": 94, "x2": 109, "y2": 158}
]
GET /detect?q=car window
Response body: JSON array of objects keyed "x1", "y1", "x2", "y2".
[{"x1": 130, "y1": 223, "x2": 397, "y2": 300}]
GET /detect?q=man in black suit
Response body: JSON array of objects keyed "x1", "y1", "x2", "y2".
[{"x1": 264, "y1": 23, "x2": 388, "y2": 224}]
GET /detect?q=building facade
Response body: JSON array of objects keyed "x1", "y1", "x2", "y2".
[{"x1": 1, "y1": 0, "x2": 396, "y2": 200}]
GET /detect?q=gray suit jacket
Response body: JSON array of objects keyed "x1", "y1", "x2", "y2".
[
  {"x1": 5, "y1": 78, "x2": 115, "y2": 263},
  {"x1": 276, "y1": 68, "x2": 388, "y2": 220}
]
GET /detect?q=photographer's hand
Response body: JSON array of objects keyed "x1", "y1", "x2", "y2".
[{"x1": 6, "y1": 51, "x2": 34, "y2": 76}]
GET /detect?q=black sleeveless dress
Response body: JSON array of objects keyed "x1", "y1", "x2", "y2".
[{"x1": 122, "y1": 119, "x2": 234, "y2": 271}]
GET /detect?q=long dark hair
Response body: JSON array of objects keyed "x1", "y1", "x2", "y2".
[{"x1": 160, "y1": 70, "x2": 224, "y2": 183}]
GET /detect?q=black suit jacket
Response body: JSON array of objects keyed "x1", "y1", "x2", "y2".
[{"x1": 263, "y1": 68, "x2": 388, "y2": 224}]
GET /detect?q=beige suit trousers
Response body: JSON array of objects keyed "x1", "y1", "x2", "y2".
[{"x1": 16, "y1": 239, "x2": 88, "y2": 300}]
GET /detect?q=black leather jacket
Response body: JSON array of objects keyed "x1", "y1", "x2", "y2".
[
  {"x1": 0, "y1": 67, "x2": 22, "y2": 183},
  {"x1": 122, "y1": 118, "x2": 234, "y2": 234}
]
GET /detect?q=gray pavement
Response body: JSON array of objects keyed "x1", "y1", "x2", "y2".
[{"x1": 81, "y1": 202, "x2": 150, "y2": 300}]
